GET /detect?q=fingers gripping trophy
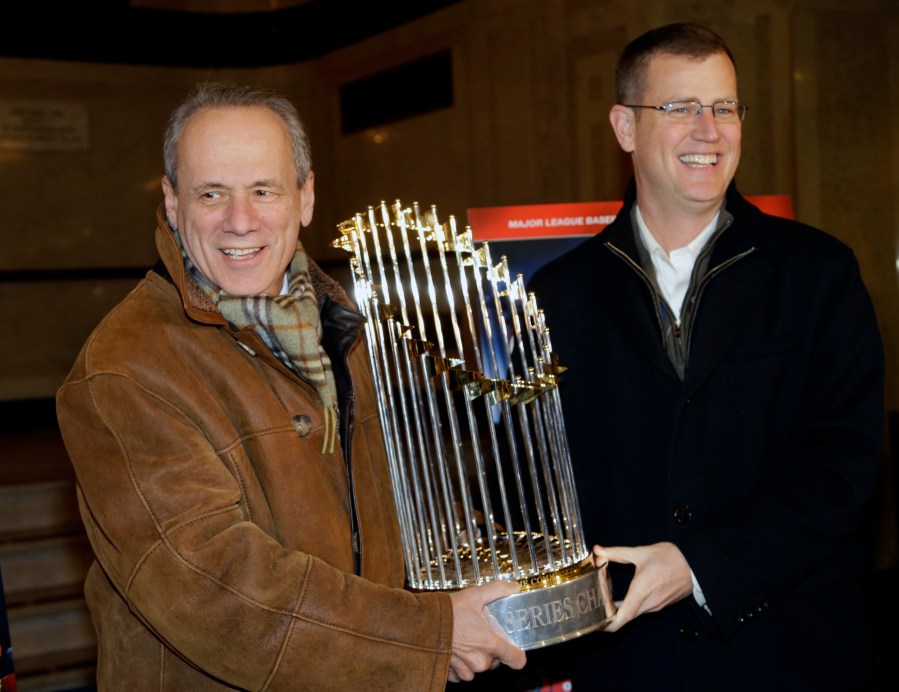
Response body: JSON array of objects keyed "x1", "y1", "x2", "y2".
[{"x1": 333, "y1": 200, "x2": 615, "y2": 650}]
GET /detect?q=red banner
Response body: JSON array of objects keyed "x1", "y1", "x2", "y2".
[{"x1": 467, "y1": 195, "x2": 793, "y2": 241}]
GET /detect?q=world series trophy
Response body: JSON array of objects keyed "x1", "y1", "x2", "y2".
[{"x1": 332, "y1": 200, "x2": 615, "y2": 649}]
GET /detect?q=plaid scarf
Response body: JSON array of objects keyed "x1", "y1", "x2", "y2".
[{"x1": 176, "y1": 232, "x2": 339, "y2": 454}]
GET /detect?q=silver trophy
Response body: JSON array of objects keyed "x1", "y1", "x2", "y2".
[{"x1": 332, "y1": 200, "x2": 615, "y2": 650}]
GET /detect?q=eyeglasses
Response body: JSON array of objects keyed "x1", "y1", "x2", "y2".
[{"x1": 625, "y1": 100, "x2": 748, "y2": 122}]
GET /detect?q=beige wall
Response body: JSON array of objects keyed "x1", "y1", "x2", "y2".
[{"x1": 2, "y1": 0, "x2": 898, "y2": 414}]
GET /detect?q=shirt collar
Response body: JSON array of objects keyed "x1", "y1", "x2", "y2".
[{"x1": 635, "y1": 204, "x2": 721, "y2": 261}]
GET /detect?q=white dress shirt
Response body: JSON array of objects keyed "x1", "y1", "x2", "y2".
[{"x1": 635, "y1": 205, "x2": 720, "y2": 321}]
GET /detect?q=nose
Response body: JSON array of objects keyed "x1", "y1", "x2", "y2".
[
  {"x1": 222, "y1": 194, "x2": 259, "y2": 234},
  {"x1": 692, "y1": 108, "x2": 721, "y2": 140}
]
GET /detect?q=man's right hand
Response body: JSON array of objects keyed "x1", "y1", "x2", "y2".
[
  {"x1": 593, "y1": 542, "x2": 694, "y2": 632},
  {"x1": 447, "y1": 580, "x2": 527, "y2": 682}
]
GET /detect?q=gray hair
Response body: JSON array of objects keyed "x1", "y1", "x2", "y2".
[{"x1": 163, "y1": 81, "x2": 311, "y2": 190}]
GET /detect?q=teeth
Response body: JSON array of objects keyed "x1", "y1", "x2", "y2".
[
  {"x1": 680, "y1": 154, "x2": 717, "y2": 165},
  {"x1": 222, "y1": 248, "x2": 260, "y2": 257}
]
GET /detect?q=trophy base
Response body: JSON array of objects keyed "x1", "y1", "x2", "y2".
[{"x1": 485, "y1": 559, "x2": 615, "y2": 650}]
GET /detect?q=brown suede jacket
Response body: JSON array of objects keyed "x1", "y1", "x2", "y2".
[{"x1": 56, "y1": 206, "x2": 453, "y2": 690}]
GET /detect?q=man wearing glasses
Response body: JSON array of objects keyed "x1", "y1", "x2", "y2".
[{"x1": 521, "y1": 21, "x2": 885, "y2": 691}]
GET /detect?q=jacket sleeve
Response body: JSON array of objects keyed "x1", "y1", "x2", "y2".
[{"x1": 57, "y1": 366, "x2": 453, "y2": 691}]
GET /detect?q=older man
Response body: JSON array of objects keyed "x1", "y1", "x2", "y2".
[{"x1": 56, "y1": 82, "x2": 525, "y2": 690}]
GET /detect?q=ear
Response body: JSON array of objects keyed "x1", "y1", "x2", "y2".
[
  {"x1": 161, "y1": 175, "x2": 178, "y2": 229},
  {"x1": 299, "y1": 171, "x2": 315, "y2": 228},
  {"x1": 609, "y1": 105, "x2": 636, "y2": 153}
]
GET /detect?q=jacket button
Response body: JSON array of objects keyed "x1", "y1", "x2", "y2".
[
  {"x1": 673, "y1": 505, "x2": 692, "y2": 524},
  {"x1": 292, "y1": 414, "x2": 313, "y2": 437}
]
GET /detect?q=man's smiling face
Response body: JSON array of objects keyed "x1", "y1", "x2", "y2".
[
  {"x1": 162, "y1": 105, "x2": 314, "y2": 297},
  {"x1": 618, "y1": 51, "x2": 742, "y2": 219}
]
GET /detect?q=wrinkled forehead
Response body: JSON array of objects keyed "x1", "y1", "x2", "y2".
[
  {"x1": 181, "y1": 105, "x2": 286, "y2": 150},
  {"x1": 178, "y1": 107, "x2": 294, "y2": 178}
]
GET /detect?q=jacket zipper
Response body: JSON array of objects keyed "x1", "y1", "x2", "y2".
[
  {"x1": 681, "y1": 248, "x2": 757, "y2": 359},
  {"x1": 605, "y1": 243, "x2": 668, "y2": 336},
  {"x1": 605, "y1": 242, "x2": 757, "y2": 360}
]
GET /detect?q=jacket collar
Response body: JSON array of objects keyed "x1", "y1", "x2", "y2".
[
  {"x1": 596, "y1": 179, "x2": 775, "y2": 389},
  {"x1": 154, "y1": 203, "x2": 224, "y2": 326},
  {"x1": 601, "y1": 178, "x2": 769, "y2": 262}
]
